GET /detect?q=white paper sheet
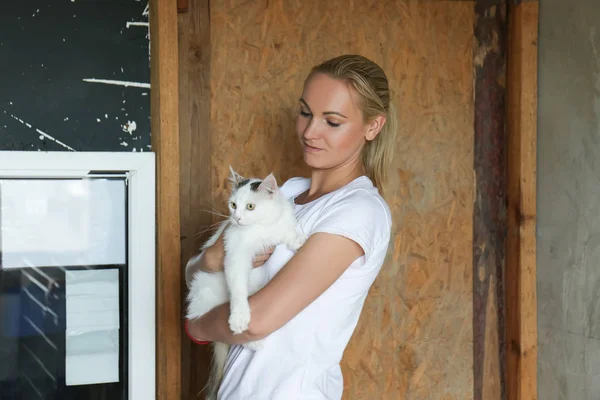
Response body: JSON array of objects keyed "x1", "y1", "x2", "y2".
[
  {"x1": 0, "y1": 178, "x2": 126, "y2": 268},
  {"x1": 65, "y1": 268, "x2": 120, "y2": 386}
]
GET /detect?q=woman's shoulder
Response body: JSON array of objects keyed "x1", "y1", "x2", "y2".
[
  {"x1": 310, "y1": 177, "x2": 392, "y2": 260},
  {"x1": 325, "y1": 177, "x2": 392, "y2": 229}
]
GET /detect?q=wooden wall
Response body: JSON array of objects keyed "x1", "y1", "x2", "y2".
[{"x1": 180, "y1": 1, "x2": 476, "y2": 398}]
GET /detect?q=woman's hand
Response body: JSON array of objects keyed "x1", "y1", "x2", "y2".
[
  {"x1": 252, "y1": 246, "x2": 275, "y2": 268},
  {"x1": 185, "y1": 236, "x2": 275, "y2": 287},
  {"x1": 206, "y1": 238, "x2": 274, "y2": 270}
]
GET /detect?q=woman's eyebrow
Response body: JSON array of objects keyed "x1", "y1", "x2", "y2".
[
  {"x1": 299, "y1": 98, "x2": 348, "y2": 119},
  {"x1": 323, "y1": 111, "x2": 348, "y2": 119},
  {"x1": 299, "y1": 98, "x2": 312, "y2": 112}
]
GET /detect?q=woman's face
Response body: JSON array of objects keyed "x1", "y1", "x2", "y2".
[{"x1": 295, "y1": 73, "x2": 379, "y2": 171}]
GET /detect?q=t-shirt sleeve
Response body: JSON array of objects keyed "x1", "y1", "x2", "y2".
[{"x1": 310, "y1": 190, "x2": 390, "y2": 262}]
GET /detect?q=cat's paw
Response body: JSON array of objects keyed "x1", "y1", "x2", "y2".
[
  {"x1": 243, "y1": 339, "x2": 264, "y2": 351},
  {"x1": 228, "y1": 302, "x2": 251, "y2": 334}
]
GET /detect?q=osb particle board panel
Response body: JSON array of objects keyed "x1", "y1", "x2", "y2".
[{"x1": 209, "y1": 1, "x2": 474, "y2": 398}]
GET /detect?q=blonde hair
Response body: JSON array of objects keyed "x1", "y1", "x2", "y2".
[{"x1": 306, "y1": 54, "x2": 398, "y2": 195}]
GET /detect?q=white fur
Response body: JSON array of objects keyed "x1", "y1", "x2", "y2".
[{"x1": 186, "y1": 167, "x2": 306, "y2": 400}]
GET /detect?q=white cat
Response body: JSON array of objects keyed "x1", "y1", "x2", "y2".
[{"x1": 186, "y1": 167, "x2": 306, "y2": 400}]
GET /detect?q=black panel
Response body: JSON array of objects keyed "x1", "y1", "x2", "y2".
[
  {"x1": 0, "y1": 265, "x2": 128, "y2": 400},
  {"x1": 0, "y1": 1, "x2": 150, "y2": 152}
]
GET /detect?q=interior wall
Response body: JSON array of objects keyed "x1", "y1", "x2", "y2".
[
  {"x1": 537, "y1": 0, "x2": 600, "y2": 398},
  {"x1": 204, "y1": 1, "x2": 476, "y2": 398}
]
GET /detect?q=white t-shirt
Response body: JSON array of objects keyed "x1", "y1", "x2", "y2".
[{"x1": 218, "y1": 175, "x2": 392, "y2": 400}]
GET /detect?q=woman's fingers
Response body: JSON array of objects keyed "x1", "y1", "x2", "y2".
[{"x1": 252, "y1": 246, "x2": 275, "y2": 268}]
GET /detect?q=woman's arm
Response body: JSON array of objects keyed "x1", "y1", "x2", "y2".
[
  {"x1": 184, "y1": 235, "x2": 226, "y2": 287},
  {"x1": 186, "y1": 232, "x2": 364, "y2": 344}
]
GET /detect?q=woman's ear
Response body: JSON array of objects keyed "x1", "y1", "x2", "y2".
[{"x1": 365, "y1": 115, "x2": 387, "y2": 141}]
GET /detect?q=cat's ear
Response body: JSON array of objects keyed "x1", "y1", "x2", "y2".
[
  {"x1": 258, "y1": 173, "x2": 278, "y2": 196},
  {"x1": 228, "y1": 165, "x2": 244, "y2": 186}
]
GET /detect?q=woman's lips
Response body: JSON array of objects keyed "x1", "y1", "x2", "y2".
[{"x1": 304, "y1": 143, "x2": 323, "y2": 153}]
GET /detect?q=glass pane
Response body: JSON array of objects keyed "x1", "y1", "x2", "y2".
[{"x1": 0, "y1": 178, "x2": 128, "y2": 400}]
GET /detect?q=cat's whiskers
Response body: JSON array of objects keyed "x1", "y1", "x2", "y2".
[
  {"x1": 193, "y1": 221, "x2": 226, "y2": 238},
  {"x1": 199, "y1": 207, "x2": 230, "y2": 219}
]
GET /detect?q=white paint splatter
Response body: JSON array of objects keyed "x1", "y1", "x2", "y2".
[
  {"x1": 126, "y1": 21, "x2": 149, "y2": 28},
  {"x1": 82, "y1": 78, "x2": 150, "y2": 89},
  {"x1": 142, "y1": 92, "x2": 148, "y2": 96},
  {"x1": 121, "y1": 67, "x2": 124, "y2": 73},
  {"x1": 105, "y1": 114, "x2": 108, "y2": 118},
  {"x1": 122, "y1": 120, "x2": 137, "y2": 135},
  {"x1": 64, "y1": 117, "x2": 69, "y2": 121},
  {"x1": 35, "y1": 129, "x2": 75, "y2": 151},
  {"x1": 120, "y1": 141, "x2": 128, "y2": 147},
  {"x1": 7, "y1": 113, "x2": 75, "y2": 151},
  {"x1": 9, "y1": 101, "x2": 12, "y2": 105},
  {"x1": 96, "y1": 118, "x2": 101, "y2": 122}
]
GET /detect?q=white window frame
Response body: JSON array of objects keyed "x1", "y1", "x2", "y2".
[{"x1": 0, "y1": 151, "x2": 156, "y2": 400}]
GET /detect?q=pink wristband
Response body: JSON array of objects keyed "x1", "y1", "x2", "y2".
[{"x1": 185, "y1": 319, "x2": 211, "y2": 345}]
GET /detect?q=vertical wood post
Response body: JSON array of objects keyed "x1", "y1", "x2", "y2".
[
  {"x1": 506, "y1": 1, "x2": 539, "y2": 399},
  {"x1": 150, "y1": 0, "x2": 181, "y2": 399},
  {"x1": 178, "y1": 0, "x2": 213, "y2": 399},
  {"x1": 472, "y1": 1, "x2": 508, "y2": 399}
]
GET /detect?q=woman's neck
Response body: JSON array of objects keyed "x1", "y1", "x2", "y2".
[{"x1": 300, "y1": 162, "x2": 364, "y2": 203}]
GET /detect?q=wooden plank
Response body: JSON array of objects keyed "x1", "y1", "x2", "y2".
[
  {"x1": 472, "y1": 0, "x2": 508, "y2": 399},
  {"x1": 210, "y1": 1, "x2": 475, "y2": 398},
  {"x1": 149, "y1": 0, "x2": 181, "y2": 399},
  {"x1": 506, "y1": 1, "x2": 538, "y2": 399},
  {"x1": 178, "y1": 0, "x2": 213, "y2": 399}
]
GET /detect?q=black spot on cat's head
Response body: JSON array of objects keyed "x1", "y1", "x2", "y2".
[
  {"x1": 250, "y1": 181, "x2": 261, "y2": 191},
  {"x1": 236, "y1": 179, "x2": 250, "y2": 188}
]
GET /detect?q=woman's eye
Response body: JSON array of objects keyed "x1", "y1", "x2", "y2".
[
  {"x1": 299, "y1": 110, "x2": 311, "y2": 118},
  {"x1": 230, "y1": 202, "x2": 237, "y2": 209},
  {"x1": 246, "y1": 203, "x2": 255, "y2": 211},
  {"x1": 327, "y1": 120, "x2": 340, "y2": 128}
]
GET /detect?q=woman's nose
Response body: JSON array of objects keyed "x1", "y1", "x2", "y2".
[{"x1": 302, "y1": 119, "x2": 321, "y2": 140}]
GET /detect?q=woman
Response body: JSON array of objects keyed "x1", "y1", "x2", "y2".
[{"x1": 185, "y1": 54, "x2": 397, "y2": 399}]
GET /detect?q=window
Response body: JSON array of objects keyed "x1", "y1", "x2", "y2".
[{"x1": 0, "y1": 152, "x2": 155, "y2": 400}]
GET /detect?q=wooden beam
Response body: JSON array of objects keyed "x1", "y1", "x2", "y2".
[
  {"x1": 150, "y1": 0, "x2": 181, "y2": 399},
  {"x1": 506, "y1": 1, "x2": 538, "y2": 399},
  {"x1": 178, "y1": 0, "x2": 213, "y2": 399},
  {"x1": 472, "y1": 1, "x2": 508, "y2": 399}
]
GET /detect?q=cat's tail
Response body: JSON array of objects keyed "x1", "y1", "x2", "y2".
[{"x1": 204, "y1": 341, "x2": 230, "y2": 400}]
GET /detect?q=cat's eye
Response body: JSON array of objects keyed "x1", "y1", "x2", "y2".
[
  {"x1": 230, "y1": 202, "x2": 237, "y2": 209},
  {"x1": 246, "y1": 203, "x2": 255, "y2": 211}
]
